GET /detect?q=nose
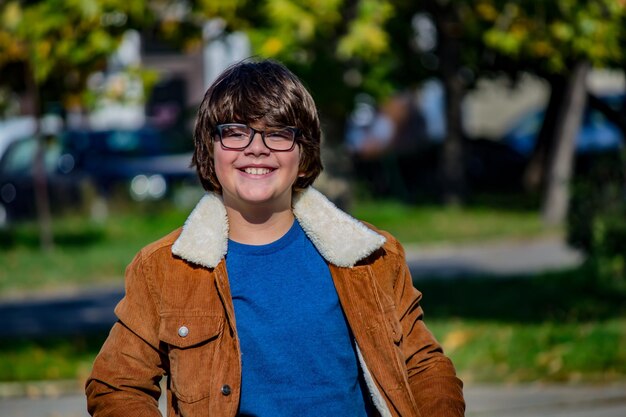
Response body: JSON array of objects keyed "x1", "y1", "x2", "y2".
[{"x1": 244, "y1": 131, "x2": 270, "y2": 155}]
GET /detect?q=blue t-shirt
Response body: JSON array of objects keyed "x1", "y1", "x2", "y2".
[{"x1": 226, "y1": 220, "x2": 373, "y2": 417}]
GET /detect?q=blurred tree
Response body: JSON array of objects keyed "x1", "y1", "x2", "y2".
[
  {"x1": 369, "y1": 1, "x2": 496, "y2": 204},
  {"x1": 136, "y1": 1, "x2": 505, "y2": 205},
  {"x1": 368, "y1": 0, "x2": 626, "y2": 212},
  {"x1": 185, "y1": 0, "x2": 487, "y2": 204},
  {"x1": 0, "y1": 0, "x2": 149, "y2": 250},
  {"x1": 147, "y1": 0, "x2": 397, "y2": 141},
  {"x1": 247, "y1": 0, "x2": 397, "y2": 135},
  {"x1": 6, "y1": 0, "x2": 622, "y2": 223},
  {"x1": 475, "y1": 0, "x2": 626, "y2": 225},
  {"x1": 416, "y1": 1, "x2": 484, "y2": 205}
]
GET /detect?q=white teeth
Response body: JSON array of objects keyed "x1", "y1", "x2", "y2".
[{"x1": 244, "y1": 167, "x2": 272, "y2": 175}]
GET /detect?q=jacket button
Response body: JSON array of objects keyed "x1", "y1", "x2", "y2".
[
  {"x1": 221, "y1": 384, "x2": 231, "y2": 396},
  {"x1": 178, "y1": 326, "x2": 189, "y2": 337}
]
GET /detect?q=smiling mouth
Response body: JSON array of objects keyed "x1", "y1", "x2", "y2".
[{"x1": 242, "y1": 167, "x2": 274, "y2": 175}]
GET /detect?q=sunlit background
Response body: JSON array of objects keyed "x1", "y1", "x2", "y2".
[{"x1": 1, "y1": 1, "x2": 625, "y2": 416}]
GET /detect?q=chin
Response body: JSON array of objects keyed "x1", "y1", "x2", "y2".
[{"x1": 239, "y1": 188, "x2": 291, "y2": 206}]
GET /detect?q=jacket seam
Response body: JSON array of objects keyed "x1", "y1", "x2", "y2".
[{"x1": 136, "y1": 248, "x2": 162, "y2": 325}]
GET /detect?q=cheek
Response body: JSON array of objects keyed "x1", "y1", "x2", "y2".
[
  {"x1": 212, "y1": 147, "x2": 231, "y2": 183},
  {"x1": 294, "y1": 145, "x2": 303, "y2": 166},
  {"x1": 290, "y1": 151, "x2": 303, "y2": 177},
  {"x1": 295, "y1": 148, "x2": 306, "y2": 177}
]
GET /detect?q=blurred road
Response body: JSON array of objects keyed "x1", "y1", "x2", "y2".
[
  {"x1": 1, "y1": 382, "x2": 625, "y2": 416},
  {"x1": 465, "y1": 383, "x2": 626, "y2": 417},
  {"x1": 0, "y1": 285, "x2": 123, "y2": 338},
  {"x1": 406, "y1": 235, "x2": 584, "y2": 279}
]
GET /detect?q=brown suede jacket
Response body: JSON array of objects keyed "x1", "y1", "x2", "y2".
[{"x1": 86, "y1": 187, "x2": 465, "y2": 417}]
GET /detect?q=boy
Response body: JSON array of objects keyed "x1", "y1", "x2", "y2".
[{"x1": 86, "y1": 59, "x2": 465, "y2": 417}]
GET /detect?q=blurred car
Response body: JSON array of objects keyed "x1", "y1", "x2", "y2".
[
  {"x1": 0, "y1": 116, "x2": 37, "y2": 161},
  {"x1": 503, "y1": 94, "x2": 625, "y2": 157},
  {"x1": 0, "y1": 135, "x2": 86, "y2": 226},
  {"x1": 60, "y1": 126, "x2": 198, "y2": 201}
]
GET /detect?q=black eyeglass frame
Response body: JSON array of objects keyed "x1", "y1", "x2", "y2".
[{"x1": 214, "y1": 123, "x2": 301, "y2": 152}]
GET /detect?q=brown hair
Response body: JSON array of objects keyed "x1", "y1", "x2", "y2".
[{"x1": 192, "y1": 59, "x2": 323, "y2": 193}]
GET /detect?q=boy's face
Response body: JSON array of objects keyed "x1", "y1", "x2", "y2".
[{"x1": 213, "y1": 122, "x2": 302, "y2": 211}]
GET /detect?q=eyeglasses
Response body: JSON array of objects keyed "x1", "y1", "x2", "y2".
[{"x1": 214, "y1": 123, "x2": 300, "y2": 152}]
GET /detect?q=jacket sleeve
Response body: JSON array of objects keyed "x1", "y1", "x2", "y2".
[
  {"x1": 392, "y1": 241, "x2": 465, "y2": 417},
  {"x1": 85, "y1": 250, "x2": 165, "y2": 417}
]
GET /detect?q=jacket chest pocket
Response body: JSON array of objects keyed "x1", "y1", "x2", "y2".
[
  {"x1": 159, "y1": 314, "x2": 224, "y2": 403},
  {"x1": 385, "y1": 309, "x2": 403, "y2": 346}
]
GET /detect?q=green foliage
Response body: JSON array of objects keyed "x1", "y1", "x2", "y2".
[
  {"x1": 0, "y1": 0, "x2": 149, "y2": 107},
  {"x1": 209, "y1": 0, "x2": 395, "y2": 65},
  {"x1": 476, "y1": 0, "x2": 626, "y2": 73},
  {"x1": 335, "y1": 0, "x2": 393, "y2": 61},
  {"x1": 567, "y1": 151, "x2": 626, "y2": 289},
  {"x1": 205, "y1": 0, "x2": 397, "y2": 119},
  {"x1": 587, "y1": 215, "x2": 626, "y2": 291}
]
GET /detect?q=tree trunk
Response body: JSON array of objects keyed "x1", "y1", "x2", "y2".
[
  {"x1": 523, "y1": 75, "x2": 567, "y2": 192},
  {"x1": 25, "y1": 65, "x2": 54, "y2": 251},
  {"x1": 437, "y1": 10, "x2": 466, "y2": 205},
  {"x1": 542, "y1": 61, "x2": 590, "y2": 226},
  {"x1": 440, "y1": 71, "x2": 466, "y2": 205}
]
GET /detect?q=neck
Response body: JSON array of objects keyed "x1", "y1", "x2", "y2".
[{"x1": 225, "y1": 203, "x2": 295, "y2": 245}]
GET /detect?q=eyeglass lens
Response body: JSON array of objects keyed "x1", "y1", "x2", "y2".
[{"x1": 218, "y1": 124, "x2": 296, "y2": 151}]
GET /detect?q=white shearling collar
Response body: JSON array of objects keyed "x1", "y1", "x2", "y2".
[{"x1": 172, "y1": 187, "x2": 386, "y2": 268}]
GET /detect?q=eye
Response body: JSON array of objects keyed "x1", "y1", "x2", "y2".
[
  {"x1": 221, "y1": 125, "x2": 249, "y2": 139},
  {"x1": 266, "y1": 129, "x2": 294, "y2": 140}
]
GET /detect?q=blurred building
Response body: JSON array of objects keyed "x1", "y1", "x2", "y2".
[
  {"x1": 465, "y1": 70, "x2": 626, "y2": 140},
  {"x1": 80, "y1": 22, "x2": 251, "y2": 131}
]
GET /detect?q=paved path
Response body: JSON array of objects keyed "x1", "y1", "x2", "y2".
[
  {"x1": 465, "y1": 383, "x2": 626, "y2": 416},
  {"x1": 1, "y1": 382, "x2": 625, "y2": 416},
  {"x1": 405, "y1": 236, "x2": 584, "y2": 278},
  {"x1": 0, "y1": 285, "x2": 123, "y2": 338}
]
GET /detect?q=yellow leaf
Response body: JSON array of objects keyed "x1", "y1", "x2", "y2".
[
  {"x1": 1, "y1": 2, "x2": 22, "y2": 30},
  {"x1": 550, "y1": 21, "x2": 573, "y2": 41},
  {"x1": 36, "y1": 40, "x2": 52, "y2": 59},
  {"x1": 443, "y1": 330, "x2": 473, "y2": 351},
  {"x1": 261, "y1": 37, "x2": 284, "y2": 56},
  {"x1": 531, "y1": 40, "x2": 553, "y2": 57},
  {"x1": 476, "y1": 2, "x2": 498, "y2": 21}
]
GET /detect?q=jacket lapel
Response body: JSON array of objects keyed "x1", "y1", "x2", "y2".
[
  {"x1": 172, "y1": 187, "x2": 386, "y2": 268},
  {"x1": 292, "y1": 187, "x2": 386, "y2": 267}
]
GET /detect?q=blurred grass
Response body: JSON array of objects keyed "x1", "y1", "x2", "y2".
[
  {"x1": 429, "y1": 318, "x2": 626, "y2": 383},
  {"x1": 350, "y1": 198, "x2": 555, "y2": 244},
  {"x1": 0, "y1": 334, "x2": 108, "y2": 382},
  {"x1": 0, "y1": 205, "x2": 189, "y2": 294},
  {"x1": 419, "y1": 264, "x2": 626, "y2": 383},
  {"x1": 0, "y1": 197, "x2": 624, "y2": 384}
]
